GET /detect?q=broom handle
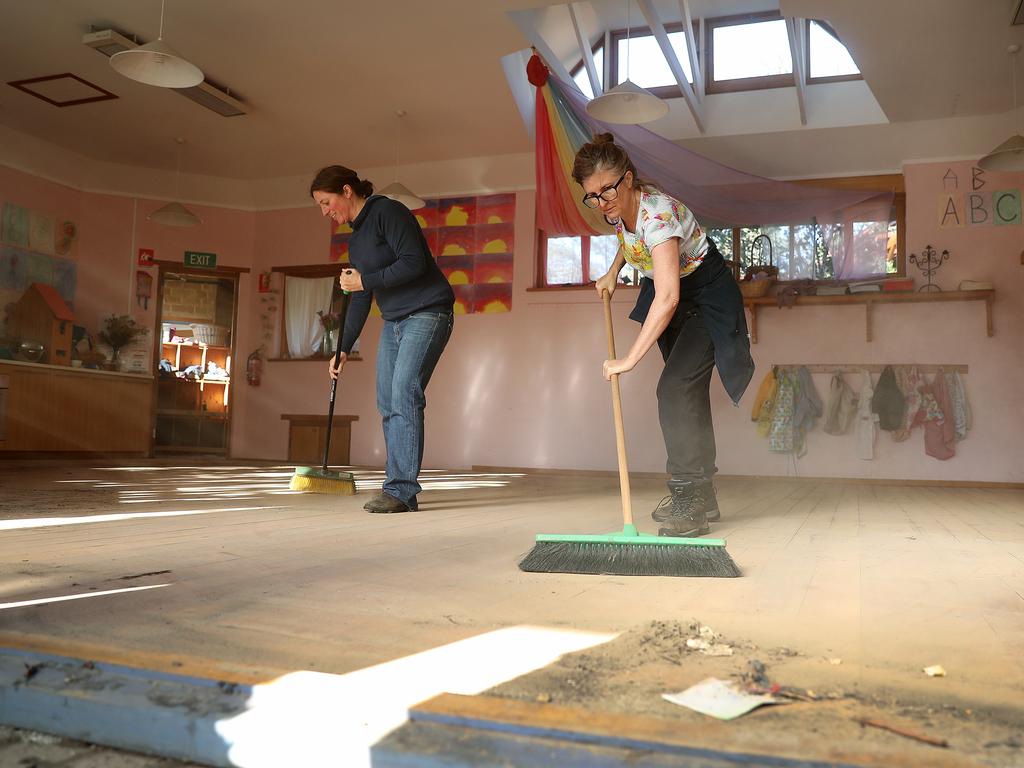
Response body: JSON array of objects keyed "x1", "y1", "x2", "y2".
[
  {"x1": 322, "y1": 290, "x2": 351, "y2": 473},
  {"x1": 602, "y1": 290, "x2": 633, "y2": 527}
]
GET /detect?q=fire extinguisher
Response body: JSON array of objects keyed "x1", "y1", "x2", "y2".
[{"x1": 246, "y1": 347, "x2": 263, "y2": 386}]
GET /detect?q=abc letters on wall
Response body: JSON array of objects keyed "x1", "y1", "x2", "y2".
[{"x1": 938, "y1": 166, "x2": 1021, "y2": 228}]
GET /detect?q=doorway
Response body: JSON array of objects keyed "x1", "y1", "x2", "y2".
[{"x1": 153, "y1": 270, "x2": 238, "y2": 455}]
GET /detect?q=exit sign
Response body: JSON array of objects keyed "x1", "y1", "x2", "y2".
[{"x1": 184, "y1": 251, "x2": 217, "y2": 269}]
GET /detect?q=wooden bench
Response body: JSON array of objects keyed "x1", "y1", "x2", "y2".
[{"x1": 280, "y1": 413, "x2": 359, "y2": 465}]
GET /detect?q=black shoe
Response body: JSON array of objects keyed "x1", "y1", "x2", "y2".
[
  {"x1": 364, "y1": 493, "x2": 410, "y2": 514},
  {"x1": 652, "y1": 481, "x2": 720, "y2": 524},
  {"x1": 657, "y1": 479, "x2": 710, "y2": 537},
  {"x1": 651, "y1": 495, "x2": 672, "y2": 523}
]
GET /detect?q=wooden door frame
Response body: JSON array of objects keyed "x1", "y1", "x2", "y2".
[{"x1": 151, "y1": 261, "x2": 249, "y2": 457}]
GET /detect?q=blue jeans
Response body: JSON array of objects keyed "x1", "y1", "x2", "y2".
[{"x1": 376, "y1": 310, "x2": 453, "y2": 509}]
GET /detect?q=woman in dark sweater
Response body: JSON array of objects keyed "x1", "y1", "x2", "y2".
[{"x1": 311, "y1": 165, "x2": 455, "y2": 514}]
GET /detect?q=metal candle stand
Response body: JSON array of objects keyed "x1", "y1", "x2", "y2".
[{"x1": 908, "y1": 244, "x2": 949, "y2": 292}]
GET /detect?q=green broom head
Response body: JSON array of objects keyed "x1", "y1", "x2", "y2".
[
  {"x1": 518, "y1": 524, "x2": 740, "y2": 578},
  {"x1": 289, "y1": 465, "x2": 356, "y2": 495}
]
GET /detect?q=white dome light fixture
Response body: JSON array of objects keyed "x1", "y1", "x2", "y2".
[
  {"x1": 378, "y1": 109, "x2": 425, "y2": 210},
  {"x1": 110, "y1": 0, "x2": 203, "y2": 88},
  {"x1": 586, "y1": 0, "x2": 668, "y2": 124},
  {"x1": 149, "y1": 138, "x2": 202, "y2": 227},
  {"x1": 979, "y1": 45, "x2": 1024, "y2": 171}
]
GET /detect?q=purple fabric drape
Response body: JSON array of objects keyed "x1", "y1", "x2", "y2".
[{"x1": 549, "y1": 75, "x2": 894, "y2": 279}]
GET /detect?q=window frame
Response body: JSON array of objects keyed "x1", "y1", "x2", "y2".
[
  {"x1": 569, "y1": 37, "x2": 606, "y2": 98},
  {"x1": 270, "y1": 263, "x2": 352, "y2": 361},
  {"x1": 606, "y1": 21, "x2": 700, "y2": 100},
  {"x1": 535, "y1": 232, "x2": 641, "y2": 290},
  {"x1": 717, "y1": 175, "x2": 906, "y2": 284},
  {"x1": 534, "y1": 175, "x2": 905, "y2": 290},
  {"x1": 804, "y1": 19, "x2": 863, "y2": 85},
  {"x1": 705, "y1": 11, "x2": 795, "y2": 95}
]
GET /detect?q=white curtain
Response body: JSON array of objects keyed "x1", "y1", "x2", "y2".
[{"x1": 284, "y1": 276, "x2": 334, "y2": 358}]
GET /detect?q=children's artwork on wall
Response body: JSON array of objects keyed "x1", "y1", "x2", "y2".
[
  {"x1": 2, "y1": 203, "x2": 28, "y2": 247},
  {"x1": 0, "y1": 247, "x2": 26, "y2": 291},
  {"x1": 425, "y1": 193, "x2": 515, "y2": 314},
  {"x1": 55, "y1": 221, "x2": 77, "y2": 256},
  {"x1": 325, "y1": 194, "x2": 516, "y2": 313},
  {"x1": 28, "y1": 211, "x2": 55, "y2": 255},
  {"x1": 52, "y1": 258, "x2": 77, "y2": 303},
  {"x1": 25, "y1": 252, "x2": 52, "y2": 286},
  {"x1": 329, "y1": 220, "x2": 351, "y2": 263},
  {"x1": 940, "y1": 166, "x2": 1024, "y2": 228}
]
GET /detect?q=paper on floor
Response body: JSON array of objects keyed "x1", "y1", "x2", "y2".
[{"x1": 662, "y1": 677, "x2": 785, "y2": 720}]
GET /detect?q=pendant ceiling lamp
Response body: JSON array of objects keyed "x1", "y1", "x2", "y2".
[
  {"x1": 110, "y1": 0, "x2": 203, "y2": 88},
  {"x1": 586, "y1": 0, "x2": 668, "y2": 124},
  {"x1": 979, "y1": 44, "x2": 1024, "y2": 171},
  {"x1": 149, "y1": 138, "x2": 201, "y2": 227},
  {"x1": 378, "y1": 109, "x2": 425, "y2": 210}
]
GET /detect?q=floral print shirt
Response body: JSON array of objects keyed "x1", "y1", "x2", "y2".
[{"x1": 615, "y1": 188, "x2": 708, "y2": 279}]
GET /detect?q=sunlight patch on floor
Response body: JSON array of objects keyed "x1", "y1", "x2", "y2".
[{"x1": 216, "y1": 625, "x2": 617, "y2": 768}]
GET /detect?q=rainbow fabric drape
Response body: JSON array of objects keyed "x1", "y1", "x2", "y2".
[{"x1": 531, "y1": 56, "x2": 611, "y2": 236}]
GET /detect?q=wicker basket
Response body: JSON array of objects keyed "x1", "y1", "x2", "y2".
[
  {"x1": 739, "y1": 277, "x2": 775, "y2": 299},
  {"x1": 190, "y1": 323, "x2": 229, "y2": 346}
]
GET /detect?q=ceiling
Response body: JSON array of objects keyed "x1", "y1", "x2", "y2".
[{"x1": 1, "y1": 0, "x2": 1023, "y2": 184}]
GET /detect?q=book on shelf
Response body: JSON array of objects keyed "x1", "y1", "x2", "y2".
[{"x1": 848, "y1": 282, "x2": 882, "y2": 293}]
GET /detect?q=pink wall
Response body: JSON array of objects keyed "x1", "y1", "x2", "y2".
[{"x1": 4, "y1": 162, "x2": 1021, "y2": 482}]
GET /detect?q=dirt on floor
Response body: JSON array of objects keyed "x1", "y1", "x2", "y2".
[{"x1": 486, "y1": 619, "x2": 1024, "y2": 767}]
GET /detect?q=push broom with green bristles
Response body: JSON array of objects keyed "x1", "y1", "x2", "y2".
[
  {"x1": 518, "y1": 290, "x2": 740, "y2": 578},
  {"x1": 289, "y1": 288, "x2": 356, "y2": 495}
]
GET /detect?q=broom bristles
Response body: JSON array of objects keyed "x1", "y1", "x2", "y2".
[
  {"x1": 289, "y1": 471, "x2": 356, "y2": 495},
  {"x1": 518, "y1": 540, "x2": 740, "y2": 578}
]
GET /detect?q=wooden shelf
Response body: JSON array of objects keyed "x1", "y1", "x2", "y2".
[
  {"x1": 743, "y1": 289, "x2": 994, "y2": 343},
  {"x1": 162, "y1": 341, "x2": 229, "y2": 350}
]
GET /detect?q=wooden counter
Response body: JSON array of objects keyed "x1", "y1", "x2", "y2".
[{"x1": 0, "y1": 359, "x2": 153, "y2": 455}]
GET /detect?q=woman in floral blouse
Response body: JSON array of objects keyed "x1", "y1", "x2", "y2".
[{"x1": 573, "y1": 133, "x2": 754, "y2": 537}]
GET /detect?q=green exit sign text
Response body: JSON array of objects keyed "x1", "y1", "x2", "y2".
[{"x1": 184, "y1": 251, "x2": 217, "y2": 269}]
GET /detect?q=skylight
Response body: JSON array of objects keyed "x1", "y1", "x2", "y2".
[
  {"x1": 572, "y1": 45, "x2": 604, "y2": 98},
  {"x1": 616, "y1": 31, "x2": 693, "y2": 87},
  {"x1": 808, "y1": 20, "x2": 860, "y2": 79},
  {"x1": 711, "y1": 18, "x2": 792, "y2": 81}
]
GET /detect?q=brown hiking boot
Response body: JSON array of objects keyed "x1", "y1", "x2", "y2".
[
  {"x1": 362, "y1": 492, "x2": 390, "y2": 511},
  {"x1": 657, "y1": 479, "x2": 710, "y2": 537},
  {"x1": 364, "y1": 492, "x2": 410, "y2": 514}
]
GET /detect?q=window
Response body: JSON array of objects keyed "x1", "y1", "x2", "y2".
[
  {"x1": 807, "y1": 20, "x2": 861, "y2": 82},
  {"x1": 571, "y1": 42, "x2": 605, "y2": 99},
  {"x1": 608, "y1": 23, "x2": 698, "y2": 99},
  {"x1": 729, "y1": 198, "x2": 905, "y2": 282},
  {"x1": 538, "y1": 177, "x2": 904, "y2": 288},
  {"x1": 706, "y1": 12, "x2": 793, "y2": 93},
  {"x1": 538, "y1": 233, "x2": 640, "y2": 288},
  {"x1": 271, "y1": 264, "x2": 355, "y2": 360}
]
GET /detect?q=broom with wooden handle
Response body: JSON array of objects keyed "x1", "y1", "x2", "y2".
[
  {"x1": 518, "y1": 290, "x2": 739, "y2": 577},
  {"x1": 289, "y1": 289, "x2": 357, "y2": 495}
]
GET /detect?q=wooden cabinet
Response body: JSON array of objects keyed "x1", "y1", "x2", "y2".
[
  {"x1": 156, "y1": 342, "x2": 231, "y2": 453},
  {"x1": 0, "y1": 360, "x2": 152, "y2": 455}
]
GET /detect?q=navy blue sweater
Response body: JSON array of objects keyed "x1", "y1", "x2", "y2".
[{"x1": 339, "y1": 195, "x2": 455, "y2": 354}]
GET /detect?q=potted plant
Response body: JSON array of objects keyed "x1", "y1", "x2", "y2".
[
  {"x1": 316, "y1": 309, "x2": 340, "y2": 358},
  {"x1": 98, "y1": 314, "x2": 148, "y2": 370}
]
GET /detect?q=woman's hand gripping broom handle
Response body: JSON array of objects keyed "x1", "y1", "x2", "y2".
[{"x1": 602, "y1": 290, "x2": 633, "y2": 529}]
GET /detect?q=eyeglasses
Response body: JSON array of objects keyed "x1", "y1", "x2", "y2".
[{"x1": 581, "y1": 171, "x2": 628, "y2": 209}]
